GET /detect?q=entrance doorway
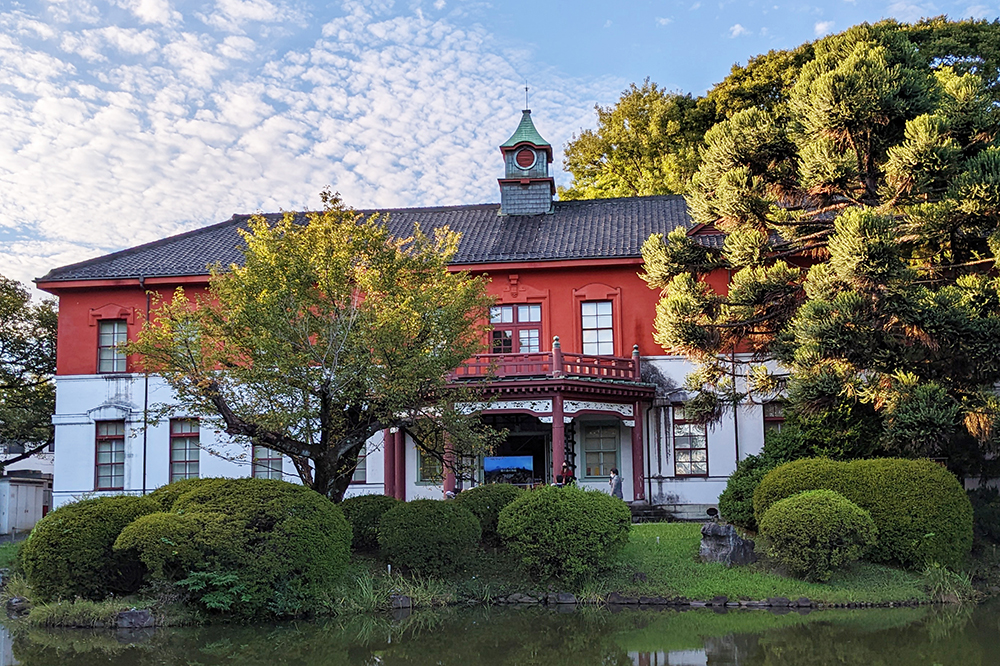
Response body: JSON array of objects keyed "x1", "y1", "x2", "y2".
[{"x1": 481, "y1": 415, "x2": 551, "y2": 487}]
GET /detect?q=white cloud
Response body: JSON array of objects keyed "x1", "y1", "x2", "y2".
[
  {"x1": 604, "y1": 19, "x2": 612, "y2": 27},
  {"x1": 886, "y1": 1, "x2": 939, "y2": 23},
  {"x1": 814, "y1": 20, "x2": 835, "y2": 36},
  {"x1": 689, "y1": 2, "x2": 701, "y2": 9},
  {"x1": 111, "y1": 0, "x2": 182, "y2": 26},
  {"x1": 433, "y1": 0, "x2": 446, "y2": 9},
  {"x1": 42, "y1": 0, "x2": 102, "y2": 24},
  {"x1": 199, "y1": 0, "x2": 301, "y2": 32},
  {"x1": 655, "y1": 17, "x2": 672, "y2": 26},
  {"x1": 729, "y1": 23, "x2": 748, "y2": 38},
  {"x1": 0, "y1": 0, "x2": 620, "y2": 292},
  {"x1": 964, "y1": 4, "x2": 990, "y2": 19}
]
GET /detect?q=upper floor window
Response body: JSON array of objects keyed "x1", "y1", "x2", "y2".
[
  {"x1": 673, "y1": 405, "x2": 708, "y2": 477},
  {"x1": 583, "y1": 424, "x2": 618, "y2": 478},
  {"x1": 252, "y1": 445, "x2": 282, "y2": 480},
  {"x1": 581, "y1": 301, "x2": 613, "y2": 355},
  {"x1": 491, "y1": 304, "x2": 541, "y2": 353},
  {"x1": 96, "y1": 420, "x2": 125, "y2": 490},
  {"x1": 170, "y1": 419, "x2": 200, "y2": 482},
  {"x1": 763, "y1": 401, "x2": 785, "y2": 435},
  {"x1": 98, "y1": 319, "x2": 128, "y2": 373}
]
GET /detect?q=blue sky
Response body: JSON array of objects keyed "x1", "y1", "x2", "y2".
[{"x1": 0, "y1": 0, "x2": 995, "y2": 289}]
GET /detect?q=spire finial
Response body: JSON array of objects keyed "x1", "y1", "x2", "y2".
[{"x1": 524, "y1": 81, "x2": 529, "y2": 111}]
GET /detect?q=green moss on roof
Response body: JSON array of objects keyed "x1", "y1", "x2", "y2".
[{"x1": 501, "y1": 110, "x2": 550, "y2": 148}]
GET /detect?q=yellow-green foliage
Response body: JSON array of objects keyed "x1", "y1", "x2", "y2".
[
  {"x1": 754, "y1": 458, "x2": 972, "y2": 569},
  {"x1": 497, "y1": 485, "x2": 631, "y2": 582},
  {"x1": 20, "y1": 495, "x2": 157, "y2": 601},
  {"x1": 759, "y1": 489, "x2": 878, "y2": 582},
  {"x1": 146, "y1": 477, "x2": 227, "y2": 511},
  {"x1": 453, "y1": 483, "x2": 523, "y2": 546},
  {"x1": 378, "y1": 500, "x2": 481, "y2": 575},
  {"x1": 339, "y1": 494, "x2": 400, "y2": 552},
  {"x1": 113, "y1": 512, "x2": 202, "y2": 579}
]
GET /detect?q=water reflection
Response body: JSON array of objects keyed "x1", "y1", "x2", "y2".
[{"x1": 2, "y1": 600, "x2": 998, "y2": 665}]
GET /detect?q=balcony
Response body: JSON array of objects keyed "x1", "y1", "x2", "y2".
[{"x1": 451, "y1": 337, "x2": 641, "y2": 382}]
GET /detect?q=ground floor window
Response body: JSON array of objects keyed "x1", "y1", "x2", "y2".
[
  {"x1": 418, "y1": 448, "x2": 443, "y2": 484},
  {"x1": 352, "y1": 445, "x2": 367, "y2": 483},
  {"x1": 170, "y1": 419, "x2": 200, "y2": 482},
  {"x1": 252, "y1": 445, "x2": 283, "y2": 479},
  {"x1": 763, "y1": 401, "x2": 785, "y2": 435},
  {"x1": 583, "y1": 423, "x2": 618, "y2": 477},
  {"x1": 96, "y1": 421, "x2": 125, "y2": 490},
  {"x1": 673, "y1": 405, "x2": 708, "y2": 476}
]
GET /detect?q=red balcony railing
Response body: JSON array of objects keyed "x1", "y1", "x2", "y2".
[{"x1": 451, "y1": 337, "x2": 642, "y2": 382}]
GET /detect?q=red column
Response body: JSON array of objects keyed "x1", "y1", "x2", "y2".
[
  {"x1": 552, "y1": 393, "x2": 565, "y2": 482},
  {"x1": 394, "y1": 429, "x2": 406, "y2": 501},
  {"x1": 631, "y1": 402, "x2": 645, "y2": 501},
  {"x1": 443, "y1": 436, "x2": 456, "y2": 496},
  {"x1": 383, "y1": 428, "x2": 396, "y2": 499}
]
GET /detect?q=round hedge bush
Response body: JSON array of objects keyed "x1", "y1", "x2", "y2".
[
  {"x1": 497, "y1": 484, "x2": 631, "y2": 581},
  {"x1": 753, "y1": 458, "x2": 973, "y2": 569},
  {"x1": 453, "y1": 483, "x2": 523, "y2": 546},
  {"x1": 378, "y1": 500, "x2": 481, "y2": 575},
  {"x1": 113, "y1": 512, "x2": 202, "y2": 579},
  {"x1": 166, "y1": 478, "x2": 352, "y2": 618},
  {"x1": 20, "y1": 495, "x2": 158, "y2": 601},
  {"x1": 340, "y1": 494, "x2": 401, "y2": 551},
  {"x1": 147, "y1": 477, "x2": 227, "y2": 512},
  {"x1": 758, "y1": 489, "x2": 878, "y2": 582}
]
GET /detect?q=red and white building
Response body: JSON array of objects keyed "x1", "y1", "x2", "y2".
[{"x1": 37, "y1": 111, "x2": 776, "y2": 517}]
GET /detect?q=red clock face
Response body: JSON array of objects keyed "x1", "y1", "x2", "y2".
[{"x1": 515, "y1": 147, "x2": 535, "y2": 169}]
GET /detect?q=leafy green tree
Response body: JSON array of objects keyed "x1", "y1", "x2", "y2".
[
  {"x1": 130, "y1": 192, "x2": 499, "y2": 502},
  {"x1": 642, "y1": 22, "x2": 1000, "y2": 477},
  {"x1": 560, "y1": 80, "x2": 716, "y2": 199},
  {"x1": 0, "y1": 276, "x2": 56, "y2": 467}
]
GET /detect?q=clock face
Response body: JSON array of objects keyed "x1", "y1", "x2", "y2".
[{"x1": 515, "y1": 147, "x2": 536, "y2": 169}]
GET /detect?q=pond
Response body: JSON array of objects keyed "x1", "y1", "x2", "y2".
[{"x1": 2, "y1": 600, "x2": 999, "y2": 665}]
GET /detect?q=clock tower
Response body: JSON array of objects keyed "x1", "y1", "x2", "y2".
[{"x1": 498, "y1": 109, "x2": 555, "y2": 216}]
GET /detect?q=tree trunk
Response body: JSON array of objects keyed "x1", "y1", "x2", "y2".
[{"x1": 311, "y1": 445, "x2": 362, "y2": 503}]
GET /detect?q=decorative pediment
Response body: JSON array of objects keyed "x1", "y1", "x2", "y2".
[{"x1": 89, "y1": 303, "x2": 135, "y2": 326}]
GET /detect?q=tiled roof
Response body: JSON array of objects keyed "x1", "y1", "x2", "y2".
[
  {"x1": 500, "y1": 110, "x2": 550, "y2": 148},
  {"x1": 37, "y1": 195, "x2": 702, "y2": 283}
]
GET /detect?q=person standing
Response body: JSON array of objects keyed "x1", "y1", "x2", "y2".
[{"x1": 609, "y1": 468, "x2": 623, "y2": 499}]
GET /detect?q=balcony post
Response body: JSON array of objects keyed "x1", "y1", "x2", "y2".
[
  {"x1": 551, "y1": 336, "x2": 564, "y2": 378},
  {"x1": 383, "y1": 428, "x2": 396, "y2": 499},
  {"x1": 632, "y1": 344, "x2": 641, "y2": 381}
]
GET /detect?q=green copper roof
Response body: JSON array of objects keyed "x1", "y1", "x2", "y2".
[{"x1": 501, "y1": 110, "x2": 550, "y2": 148}]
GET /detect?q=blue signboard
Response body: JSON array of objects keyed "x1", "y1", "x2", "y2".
[{"x1": 483, "y1": 456, "x2": 534, "y2": 485}]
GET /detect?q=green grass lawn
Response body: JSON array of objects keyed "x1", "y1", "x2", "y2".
[
  {"x1": 595, "y1": 523, "x2": 928, "y2": 604},
  {"x1": 0, "y1": 541, "x2": 21, "y2": 570}
]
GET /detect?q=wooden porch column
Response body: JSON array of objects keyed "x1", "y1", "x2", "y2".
[
  {"x1": 394, "y1": 429, "x2": 406, "y2": 501},
  {"x1": 383, "y1": 428, "x2": 396, "y2": 499},
  {"x1": 631, "y1": 402, "x2": 646, "y2": 501},
  {"x1": 552, "y1": 393, "x2": 565, "y2": 482}
]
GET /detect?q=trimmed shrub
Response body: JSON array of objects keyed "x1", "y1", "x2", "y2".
[
  {"x1": 340, "y1": 494, "x2": 401, "y2": 552},
  {"x1": 754, "y1": 458, "x2": 973, "y2": 569},
  {"x1": 453, "y1": 483, "x2": 523, "y2": 546},
  {"x1": 20, "y1": 495, "x2": 158, "y2": 601},
  {"x1": 497, "y1": 484, "x2": 631, "y2": 581},
  {"x1": 718, "y1": 453, "x2": 775, "y2": 531},
  {"x1": 147, "y1": 477, "x2": 228, "y2": 512},
  {"x1": 378, "y1": 500, "x2": 481, "y2": 575},
  {"x1": 168, "y1": 478, "x2": 352, "y2": 618},
  {"x1": 113, "y1": 512, "x2": 202, "y2": 579},
  {"x1": 758, "y1": 489, "x2": 877, "y2": 582}
]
